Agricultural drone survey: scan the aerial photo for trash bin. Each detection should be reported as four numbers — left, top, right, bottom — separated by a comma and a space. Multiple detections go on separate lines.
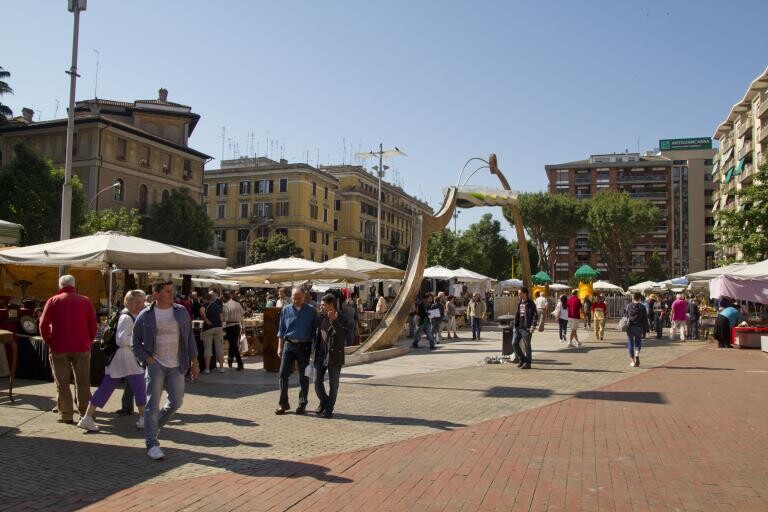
502, 326, 513, 356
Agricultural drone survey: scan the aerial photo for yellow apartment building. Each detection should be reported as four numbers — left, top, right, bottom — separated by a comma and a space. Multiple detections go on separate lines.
0, 89, 210, 214
203, 160, 432, 267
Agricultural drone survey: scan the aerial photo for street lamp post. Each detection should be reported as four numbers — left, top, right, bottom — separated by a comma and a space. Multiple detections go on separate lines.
356, 144, 405, 263
61, 0, 86, 243
88, 181, 121, 210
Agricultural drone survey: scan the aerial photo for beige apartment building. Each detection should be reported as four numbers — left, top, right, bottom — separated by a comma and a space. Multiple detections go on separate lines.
0, 89, 209, 214
712, 67, 768, 260
203, 159, 432, 267
546, 141, 715, 282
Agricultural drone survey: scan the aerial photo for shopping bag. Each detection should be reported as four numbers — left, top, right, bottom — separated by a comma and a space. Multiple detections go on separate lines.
239, 333, 249, 354
304, 363, 316, 382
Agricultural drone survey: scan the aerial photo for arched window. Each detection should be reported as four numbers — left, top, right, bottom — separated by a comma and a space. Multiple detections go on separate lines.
113, 178, 125, 201
138, 184, 148, 214
162, 189, 170, 202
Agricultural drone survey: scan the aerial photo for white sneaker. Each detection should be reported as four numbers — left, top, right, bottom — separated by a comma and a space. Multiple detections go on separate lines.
202, 369, 210, 374
147, 446, 165, 460
77, 415, 99, 432
216, 367, 225, 373
136, 416, 145, 429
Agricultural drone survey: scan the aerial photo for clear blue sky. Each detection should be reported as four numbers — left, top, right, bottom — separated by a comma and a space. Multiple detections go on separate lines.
2, 0, 766, 236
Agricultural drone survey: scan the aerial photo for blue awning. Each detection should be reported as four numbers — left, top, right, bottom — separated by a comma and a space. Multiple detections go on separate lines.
734, 157, 746, 175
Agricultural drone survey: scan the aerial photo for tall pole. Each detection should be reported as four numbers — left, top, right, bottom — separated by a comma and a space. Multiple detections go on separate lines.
376, 143, 383, 263
61, 1, 84, 242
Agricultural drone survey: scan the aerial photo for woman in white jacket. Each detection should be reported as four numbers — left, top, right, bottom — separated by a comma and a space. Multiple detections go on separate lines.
551, 295, 570, 342
77, 290, 148, 432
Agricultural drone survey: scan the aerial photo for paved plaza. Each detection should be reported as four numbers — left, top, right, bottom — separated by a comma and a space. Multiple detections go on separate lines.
1, 321, 766, 511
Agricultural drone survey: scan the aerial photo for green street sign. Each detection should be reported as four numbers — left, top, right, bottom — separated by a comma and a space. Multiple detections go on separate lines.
659, 138, 712, 151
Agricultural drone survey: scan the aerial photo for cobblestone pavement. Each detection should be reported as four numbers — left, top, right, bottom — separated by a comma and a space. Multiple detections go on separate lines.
0, 322, 707, 510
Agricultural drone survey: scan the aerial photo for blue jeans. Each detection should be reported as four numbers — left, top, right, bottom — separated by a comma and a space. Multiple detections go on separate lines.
627, 325, 643, 358
314, 364, 341, 412
558, 318, 568, 340
278, 341, 311, 408
412, 318, 435, 348
471, 317, 481, 339
144, 361, 185, 449
512, 328, 532, 364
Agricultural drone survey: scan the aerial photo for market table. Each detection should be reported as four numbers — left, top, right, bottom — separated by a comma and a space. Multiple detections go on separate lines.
732, 327, 768, 349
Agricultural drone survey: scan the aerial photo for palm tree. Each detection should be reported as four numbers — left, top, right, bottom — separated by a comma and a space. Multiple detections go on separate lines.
0, 66, 14, 121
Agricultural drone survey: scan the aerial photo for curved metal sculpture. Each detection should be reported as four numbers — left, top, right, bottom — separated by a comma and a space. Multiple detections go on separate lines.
355, 153, 532, 353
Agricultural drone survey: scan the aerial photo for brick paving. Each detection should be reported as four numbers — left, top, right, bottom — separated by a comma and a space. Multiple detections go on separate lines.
3, 324, 764, 511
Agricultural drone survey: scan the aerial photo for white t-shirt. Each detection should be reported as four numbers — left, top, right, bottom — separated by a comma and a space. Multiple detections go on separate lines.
535, 296, 548, 310
153, 306, 180, 368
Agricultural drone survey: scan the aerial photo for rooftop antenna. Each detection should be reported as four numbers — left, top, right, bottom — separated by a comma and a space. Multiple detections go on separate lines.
54, 99, 60, 119
636, 138, 640, 153
221, 126, 226, 162
35, 109, 42, 121
282, 137, 286, 159
256, 141, 260, 156
342, 137, 347, 165
316, 148, 320, 168
92, 49, 100, 99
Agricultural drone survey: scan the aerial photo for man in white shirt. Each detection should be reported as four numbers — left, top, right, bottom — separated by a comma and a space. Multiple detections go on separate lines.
534, 291, 548, 332
132, 279, 199, 461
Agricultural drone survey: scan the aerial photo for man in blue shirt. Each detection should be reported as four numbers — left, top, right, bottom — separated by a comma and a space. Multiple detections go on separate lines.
276, 287, 318, 415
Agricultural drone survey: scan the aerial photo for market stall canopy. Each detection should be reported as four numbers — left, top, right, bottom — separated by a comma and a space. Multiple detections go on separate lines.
216, 257, 369, 284
592, 280, 624, 293
454, 267, 495, 282
531, 271, 552, 284
574, 264, 599, 280
627, 280, 662, 293
321, 254, 404, 280
685, 263, 751, 281
0, 219, 22, 245
499, 278, 523, 289
710, 275, 768, 304
0, 231, 226, 270
658, 276, 689, 289
548, 283, 570, 291
423, 265, 458, 280
729, 258, 768, 279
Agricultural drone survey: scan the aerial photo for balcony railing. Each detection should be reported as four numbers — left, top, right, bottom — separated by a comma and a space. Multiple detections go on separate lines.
617, 175, 667, 183
758, 100, 768, 119
574, 177, 591, 184
736, 118, 753, 138
575, 193, 592, 199
738, 141, 753, 160
627, 191, 668, 199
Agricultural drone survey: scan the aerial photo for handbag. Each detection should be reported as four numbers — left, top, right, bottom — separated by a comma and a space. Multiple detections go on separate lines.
619, 304, 630, 332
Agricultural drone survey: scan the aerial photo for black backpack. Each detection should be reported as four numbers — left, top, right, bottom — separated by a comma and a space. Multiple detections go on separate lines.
100, 310, 134, 365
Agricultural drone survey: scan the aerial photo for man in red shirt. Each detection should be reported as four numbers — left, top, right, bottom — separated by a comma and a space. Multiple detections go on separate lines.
566, 290, 582, 347
39, 275, 97, 424
591, 295, 608, 340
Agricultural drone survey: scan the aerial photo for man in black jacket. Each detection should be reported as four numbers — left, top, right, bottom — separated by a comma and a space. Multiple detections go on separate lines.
312, 294, 347, 418
512, 287, 539, 369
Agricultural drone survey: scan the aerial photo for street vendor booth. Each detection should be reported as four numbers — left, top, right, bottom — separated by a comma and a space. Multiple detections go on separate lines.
0, 231, 226, 398
709, 262, 768, 348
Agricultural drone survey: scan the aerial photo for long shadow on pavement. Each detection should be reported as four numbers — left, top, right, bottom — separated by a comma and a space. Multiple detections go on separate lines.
331, 413, 465, 431
0, 426, 351, 511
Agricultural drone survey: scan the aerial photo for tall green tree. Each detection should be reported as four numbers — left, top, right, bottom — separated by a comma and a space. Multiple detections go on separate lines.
585, 191, 661, 284
142, 188, 213, 251
426, 229, 470, 270
509, 239, 539, 279
461, 213, 512, 280
0, 66, 13, 121
0, 142, 86, 244
503, 192, 585, 278
249, 232, 303, 264
80, 207, 142, 236
714, 163, 768, 261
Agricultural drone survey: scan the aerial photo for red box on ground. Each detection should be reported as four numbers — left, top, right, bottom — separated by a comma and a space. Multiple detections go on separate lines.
732, 327, 768, 348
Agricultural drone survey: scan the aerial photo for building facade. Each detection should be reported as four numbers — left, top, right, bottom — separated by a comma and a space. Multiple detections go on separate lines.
0, 89, 209, 214
545, 143, 714, 282
203, 159, 432, 267
712, 67, 768, 260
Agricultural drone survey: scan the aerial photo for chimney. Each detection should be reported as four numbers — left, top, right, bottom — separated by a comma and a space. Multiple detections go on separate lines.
158, 88, 168, 102
22, 108, 34, 123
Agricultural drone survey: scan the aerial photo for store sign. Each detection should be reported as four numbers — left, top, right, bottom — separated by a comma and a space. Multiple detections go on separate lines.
659, 138, 712, 151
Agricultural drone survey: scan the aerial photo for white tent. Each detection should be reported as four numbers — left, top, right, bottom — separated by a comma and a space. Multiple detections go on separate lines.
499, 278, 523, 289
454, 267, 495, 282
627, 280, 662, 293
730, 258, 768, 279
0, 231, 226, 270
685, 263, 751, 281
658, 276, 689, 290
216, 257, 369, 284
0, 219, 22, 245
548, 283, 570, 291
321, 254, 404, 280
423, 265, 458, 280
592, 280, 624, 293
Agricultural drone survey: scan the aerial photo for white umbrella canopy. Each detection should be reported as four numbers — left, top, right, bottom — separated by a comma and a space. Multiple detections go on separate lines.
730, 258, 768, 279
627, 280, 661, 293
548, 283, 570, 291
0, 231, 226, 270
499, 278, 523, 289
423, 265, 458, 280
685, 263, 750, 281
658, 276, 689, 289
322, 254, 404, 280
454, 267, 496, 282
592, 280, 624, 293
216, 256, 369, 284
